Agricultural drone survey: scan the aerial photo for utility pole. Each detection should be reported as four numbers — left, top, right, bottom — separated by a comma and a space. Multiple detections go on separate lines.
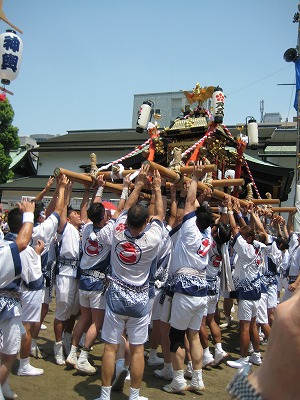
296, 5, 300, 190
284, 3, 300, 204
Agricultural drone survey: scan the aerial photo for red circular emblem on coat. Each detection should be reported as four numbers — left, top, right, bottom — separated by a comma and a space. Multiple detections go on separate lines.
85, 239, 103, 257
211, 254, 222, 268
115, 241, 141, 265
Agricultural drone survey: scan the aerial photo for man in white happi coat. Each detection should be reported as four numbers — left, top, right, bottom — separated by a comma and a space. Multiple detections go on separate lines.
97, 163, 164, 400
0, 201, 35, 400
163, 163, 213, 394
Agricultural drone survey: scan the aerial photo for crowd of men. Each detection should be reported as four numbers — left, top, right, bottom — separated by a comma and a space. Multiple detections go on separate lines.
0, 162, 299, 400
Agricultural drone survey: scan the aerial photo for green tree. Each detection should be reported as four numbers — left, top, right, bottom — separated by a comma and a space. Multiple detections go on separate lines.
0, 98, 20, 183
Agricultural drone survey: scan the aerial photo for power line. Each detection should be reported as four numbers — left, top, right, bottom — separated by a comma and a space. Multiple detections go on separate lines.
226, 65, 293, 96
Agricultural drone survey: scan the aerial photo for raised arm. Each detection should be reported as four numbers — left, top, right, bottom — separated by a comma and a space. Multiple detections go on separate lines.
45, 174, 68, 218
232, 197, 247, 227
15, 201, 35, 252
123, 163, 150, 211
80, 184, 91, 224
114, 174, 131, 219
176, 182, 188, 225
248, 203, 267, 235
58, 178, 72, 233
281, 216, 289, 239
168, 183, 178, 228
184, 162, 205, 216
91, 174, 105, 204
35, 176, 55, 201
225, 195, 239, 237
161, 178, 168, 218
149, 177, 167, 220
196, 187, 212, 208
218, 197, 229, 225
45, 176, 59, 217
151, 170, 164, 222
287, 209, 297, 234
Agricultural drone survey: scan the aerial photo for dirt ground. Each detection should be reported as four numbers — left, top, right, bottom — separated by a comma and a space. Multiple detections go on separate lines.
8, 303, 263, 400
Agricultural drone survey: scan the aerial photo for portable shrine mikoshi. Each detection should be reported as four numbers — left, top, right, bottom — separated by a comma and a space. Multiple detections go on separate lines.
54, 82, 293, 214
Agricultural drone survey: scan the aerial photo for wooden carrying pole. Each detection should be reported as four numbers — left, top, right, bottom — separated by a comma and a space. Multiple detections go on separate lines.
210, 206, 297, 213
250, 199, 280, 205
54, 165, 280, 207
165, 178, 245, 188
269, 207, 297, 213
53, 168, 94, 185
53, 168, 126, 193
54, 164, 217, 182
53, 168, 152, 198
145, 161, 280, 207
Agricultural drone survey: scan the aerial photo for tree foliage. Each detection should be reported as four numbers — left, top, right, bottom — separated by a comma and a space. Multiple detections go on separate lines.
0, 98, 20, 183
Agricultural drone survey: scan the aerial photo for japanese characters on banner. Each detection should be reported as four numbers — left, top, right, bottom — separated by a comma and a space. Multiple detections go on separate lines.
212, 86, 225, 124
0, 29, 23, 85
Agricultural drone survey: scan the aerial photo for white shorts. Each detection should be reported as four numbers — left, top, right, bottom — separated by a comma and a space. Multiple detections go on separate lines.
101, 306, 150, 345
42, 287, 52, 304
237, 299, 258, 321
170, 292, 207, 331
256, 293, 268, 324
267, 284, 278, 309
55, 276, 79, 320
160, 295, 172, 323
151, 290, 163, 321
79, 289, 106, 309
21, 289, 43, 322
0, 316, 25, 355
204, 293, 218, 316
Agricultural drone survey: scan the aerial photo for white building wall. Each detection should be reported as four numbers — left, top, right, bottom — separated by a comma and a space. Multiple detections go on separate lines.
36, 149, 132, 176
1, 149, 133, 209
132, 91, 210, 130
1, 191, 119, 211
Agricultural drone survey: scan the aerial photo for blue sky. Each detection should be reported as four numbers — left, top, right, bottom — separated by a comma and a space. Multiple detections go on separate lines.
2, 0, 299, 136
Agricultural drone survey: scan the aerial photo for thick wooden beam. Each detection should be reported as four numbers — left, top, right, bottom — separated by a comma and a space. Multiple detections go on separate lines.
165, 179, 245, 188
54, 165, 280, 207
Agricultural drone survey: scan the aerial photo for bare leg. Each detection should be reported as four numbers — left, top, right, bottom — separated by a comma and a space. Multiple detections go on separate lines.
64, 313, 78, 335
84, 308, 105, 349
260, 323, 271, 340
160, 321, 171, 363
206, 314, 222, 343
40, 302, 49, 325
101, 343, 118, 386
71, 307, 92, 347
19, 321, 32, 359
239, 320, 251, 357
0, 353, 17, 385
223, 297, 233, 318
267, 307, 275, 327
170, 345, 186, 371
149, 319, 161, 351
129, 344, 145, 389
199, 316, 209, 349
54, 318, 66, 343
249, 317, 260, 352
187, 328, 202, 370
